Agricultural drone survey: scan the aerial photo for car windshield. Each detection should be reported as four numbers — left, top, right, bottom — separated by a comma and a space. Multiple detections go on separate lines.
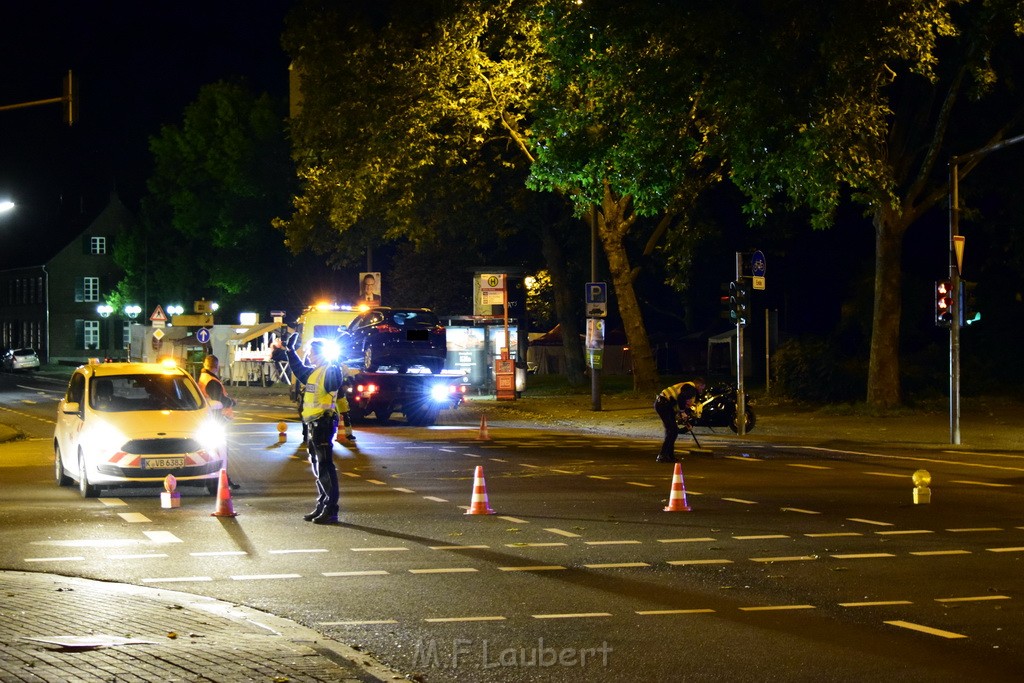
14, 349, 35, 357
90, 374, 203, 412
350, 309, 440, 331
386, 310, 439, 327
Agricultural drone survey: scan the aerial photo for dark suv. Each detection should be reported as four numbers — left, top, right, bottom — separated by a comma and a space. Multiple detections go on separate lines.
341, 307, 447, 373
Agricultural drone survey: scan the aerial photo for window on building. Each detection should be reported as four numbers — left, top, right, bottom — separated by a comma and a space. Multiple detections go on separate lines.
83, 320, 100, 350
83, 277, 99, 303
122, 321, 131, 350
90, 236, 107, 255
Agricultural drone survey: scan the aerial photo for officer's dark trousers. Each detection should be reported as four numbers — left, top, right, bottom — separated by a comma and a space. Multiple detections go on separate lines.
655, 395, 679, 457
307, 414, 339, 511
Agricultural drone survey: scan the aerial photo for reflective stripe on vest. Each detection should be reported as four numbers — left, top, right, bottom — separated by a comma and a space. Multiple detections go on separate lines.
301, 365, 337, 422
660, 382, 696, 402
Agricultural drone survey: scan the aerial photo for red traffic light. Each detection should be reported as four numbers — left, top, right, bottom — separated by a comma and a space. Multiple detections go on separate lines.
935, 280, 953, 327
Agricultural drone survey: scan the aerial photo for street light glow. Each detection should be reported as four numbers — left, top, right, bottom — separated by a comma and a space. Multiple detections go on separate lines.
0, 200, 14, 213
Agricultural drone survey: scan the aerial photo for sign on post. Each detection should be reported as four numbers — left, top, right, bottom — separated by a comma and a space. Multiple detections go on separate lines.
751, 250, 767, 291
150, 305, 167, 328
585, 282, 608, 318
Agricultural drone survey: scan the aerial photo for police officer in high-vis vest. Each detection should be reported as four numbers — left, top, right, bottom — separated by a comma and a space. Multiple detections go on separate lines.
282, 333, 345, 524
654, 379, 704, 463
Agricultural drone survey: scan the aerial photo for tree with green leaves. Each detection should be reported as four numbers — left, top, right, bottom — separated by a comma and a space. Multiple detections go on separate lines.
279, 0, 589, 385
115, 81, 295, 319
280, 0, 732, 393
719, 0, 1024, 408
527, 1, 726, 394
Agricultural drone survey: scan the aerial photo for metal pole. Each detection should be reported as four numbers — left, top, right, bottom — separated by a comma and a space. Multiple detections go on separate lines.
735, 252, 746, 436
949, 158, 961, 445
591, 206, 601, 411
764, 307, 770, 396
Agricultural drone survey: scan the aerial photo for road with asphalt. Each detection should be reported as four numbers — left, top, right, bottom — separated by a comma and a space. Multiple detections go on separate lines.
2, 371, 1023, 681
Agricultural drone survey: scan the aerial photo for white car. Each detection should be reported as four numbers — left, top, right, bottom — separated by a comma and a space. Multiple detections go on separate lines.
54, 361, 227, 498
2, 347, 40, 372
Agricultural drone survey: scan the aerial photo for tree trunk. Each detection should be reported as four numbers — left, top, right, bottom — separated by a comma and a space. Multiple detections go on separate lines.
867, 208, 909, 410
597, 191, 660, 395
541, 223, 586, 385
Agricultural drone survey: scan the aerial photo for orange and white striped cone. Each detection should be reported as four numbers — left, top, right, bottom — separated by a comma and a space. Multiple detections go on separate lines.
476, 414, 491, 441
663, 462, 691, 512
465, 465, 496, 515
210, 468, 237, 517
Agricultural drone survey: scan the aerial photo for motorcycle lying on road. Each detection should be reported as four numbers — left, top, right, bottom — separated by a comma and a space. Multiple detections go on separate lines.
677, 383, 755, 445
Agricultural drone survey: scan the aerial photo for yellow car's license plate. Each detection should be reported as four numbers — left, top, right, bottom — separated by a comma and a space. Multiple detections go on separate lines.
142, 458, 185, 469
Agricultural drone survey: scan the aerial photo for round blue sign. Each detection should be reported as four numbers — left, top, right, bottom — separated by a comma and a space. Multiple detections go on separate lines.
195, 327, 211, 344
751, 250, 767, 277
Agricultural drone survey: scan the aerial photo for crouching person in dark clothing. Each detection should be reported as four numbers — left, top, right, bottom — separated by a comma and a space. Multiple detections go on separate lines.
654, 380, 704, 464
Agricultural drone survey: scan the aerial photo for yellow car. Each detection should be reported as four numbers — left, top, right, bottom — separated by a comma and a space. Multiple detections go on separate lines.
54, 361, 227, 498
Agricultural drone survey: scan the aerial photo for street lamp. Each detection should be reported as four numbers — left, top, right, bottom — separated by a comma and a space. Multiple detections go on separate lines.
96, 304, 113, 318
124, 305, 141, 319
166, 304, 184, 316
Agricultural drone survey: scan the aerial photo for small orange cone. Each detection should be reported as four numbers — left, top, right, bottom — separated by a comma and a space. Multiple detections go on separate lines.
476, 414, 491, 440
663, 462, 691, 512
465, 465, 496, 515
210, 468, 237, 517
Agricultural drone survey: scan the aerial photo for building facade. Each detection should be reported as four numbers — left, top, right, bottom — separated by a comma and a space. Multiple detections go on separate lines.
0, 193, 131, 363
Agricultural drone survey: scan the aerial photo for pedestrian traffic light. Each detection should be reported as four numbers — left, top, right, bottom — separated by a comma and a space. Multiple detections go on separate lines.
728, 280, 749, 326
935, 280, 953, 327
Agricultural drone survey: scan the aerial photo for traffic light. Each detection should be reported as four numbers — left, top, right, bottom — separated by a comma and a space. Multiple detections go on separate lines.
729, 280, 749, 326
935, 280, 953, 327
960, 280, 980, 326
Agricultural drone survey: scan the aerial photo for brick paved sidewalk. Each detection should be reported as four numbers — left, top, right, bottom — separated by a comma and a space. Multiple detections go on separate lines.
0, 571, 398, 682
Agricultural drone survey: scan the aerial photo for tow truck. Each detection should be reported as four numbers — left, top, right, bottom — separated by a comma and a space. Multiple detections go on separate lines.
292, 301, 466, 426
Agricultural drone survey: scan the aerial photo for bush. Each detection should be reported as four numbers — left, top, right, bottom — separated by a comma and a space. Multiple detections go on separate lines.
773, 337, 864, 403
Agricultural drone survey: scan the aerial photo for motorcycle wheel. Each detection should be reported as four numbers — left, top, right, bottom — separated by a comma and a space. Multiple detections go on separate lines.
730, 407, 756, 433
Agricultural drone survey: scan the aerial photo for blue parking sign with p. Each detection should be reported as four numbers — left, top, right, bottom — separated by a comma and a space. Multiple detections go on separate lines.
586, 282, 608, 317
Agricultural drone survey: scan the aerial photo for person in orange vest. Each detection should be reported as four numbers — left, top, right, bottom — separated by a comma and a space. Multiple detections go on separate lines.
654, 379, 704, 463
199, 355, 239, 488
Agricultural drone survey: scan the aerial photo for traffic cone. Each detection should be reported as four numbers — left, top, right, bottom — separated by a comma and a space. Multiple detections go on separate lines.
210, 468, 237, 517
476, 414, 491, 441
465, 465, 496, 515
663, 462, 691, 512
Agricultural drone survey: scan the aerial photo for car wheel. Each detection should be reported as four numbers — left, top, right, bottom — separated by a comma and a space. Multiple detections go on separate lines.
375, 410, 392, 425
206, 479, 220, 495
364, 348, 378, 372
54, 444, 72, 487
77, 451, 100, 498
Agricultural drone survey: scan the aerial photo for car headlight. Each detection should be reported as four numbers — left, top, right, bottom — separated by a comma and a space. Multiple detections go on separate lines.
80, 420, 128, 455
430, 383, 452, 402
196, 420, 227, 452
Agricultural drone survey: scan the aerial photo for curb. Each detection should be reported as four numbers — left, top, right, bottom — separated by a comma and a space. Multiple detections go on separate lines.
0, 570, 401, 683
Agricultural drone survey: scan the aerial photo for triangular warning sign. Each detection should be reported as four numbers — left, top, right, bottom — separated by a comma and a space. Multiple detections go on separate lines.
953, 235, 965, 276
150, 305, 167, 322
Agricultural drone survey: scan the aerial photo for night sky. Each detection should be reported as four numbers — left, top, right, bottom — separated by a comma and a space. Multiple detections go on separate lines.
0, 1, 294, 267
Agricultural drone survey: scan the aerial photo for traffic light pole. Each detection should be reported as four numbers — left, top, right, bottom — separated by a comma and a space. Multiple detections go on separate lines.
946, 132, 1024, 445
949, 158, 961, 445
735, 252, 746, 436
